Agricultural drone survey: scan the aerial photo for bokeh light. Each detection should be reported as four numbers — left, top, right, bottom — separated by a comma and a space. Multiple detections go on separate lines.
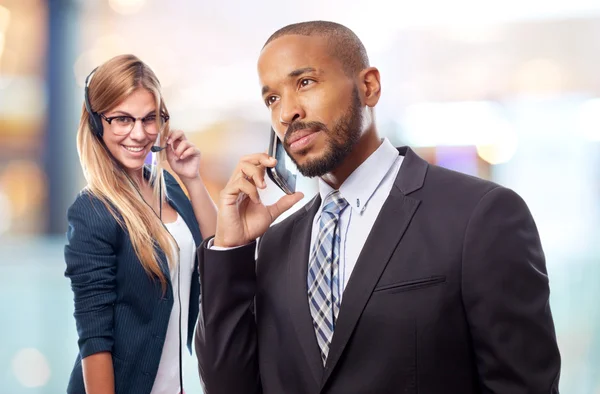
11, 348, 51, 388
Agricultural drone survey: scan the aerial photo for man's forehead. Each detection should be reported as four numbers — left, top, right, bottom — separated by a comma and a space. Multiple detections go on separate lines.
258, 34, 333, 75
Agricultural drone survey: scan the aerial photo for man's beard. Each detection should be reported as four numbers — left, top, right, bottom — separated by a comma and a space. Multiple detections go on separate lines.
283, 86, 363, 178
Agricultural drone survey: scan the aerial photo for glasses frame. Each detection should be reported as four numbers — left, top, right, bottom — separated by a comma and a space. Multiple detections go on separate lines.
99, 113, 170, 135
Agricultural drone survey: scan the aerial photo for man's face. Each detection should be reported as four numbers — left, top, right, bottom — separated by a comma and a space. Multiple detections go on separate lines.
258, 34, 364, 177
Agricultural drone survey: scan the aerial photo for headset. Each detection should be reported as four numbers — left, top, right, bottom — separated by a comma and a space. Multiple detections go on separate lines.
85, 67, 167, 152
84, 67, 184, 392
84, 67, 104, 138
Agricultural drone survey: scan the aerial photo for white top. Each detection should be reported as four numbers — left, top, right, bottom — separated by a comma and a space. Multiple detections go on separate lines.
150, 213, 196, 394
310, 138, 403, 299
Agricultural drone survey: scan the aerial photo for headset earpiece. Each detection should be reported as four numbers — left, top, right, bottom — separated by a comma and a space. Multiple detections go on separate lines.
84, 67, 103, 138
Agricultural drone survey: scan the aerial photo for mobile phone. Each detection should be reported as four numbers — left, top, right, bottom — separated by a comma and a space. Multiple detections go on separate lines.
266, 128, 297, 195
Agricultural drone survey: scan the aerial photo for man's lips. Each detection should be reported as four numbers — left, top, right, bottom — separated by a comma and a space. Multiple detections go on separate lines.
286, 128, 319, 145
286, 128, 322, 153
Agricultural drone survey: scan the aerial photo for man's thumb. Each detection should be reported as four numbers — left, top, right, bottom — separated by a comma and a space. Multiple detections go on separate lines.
268, 192, 305, 221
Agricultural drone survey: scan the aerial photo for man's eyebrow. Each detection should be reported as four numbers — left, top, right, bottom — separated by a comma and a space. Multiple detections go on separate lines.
288, 67, 317, 78
261, 67, 321, 96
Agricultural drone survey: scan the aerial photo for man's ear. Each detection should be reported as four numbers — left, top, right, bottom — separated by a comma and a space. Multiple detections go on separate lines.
358, 67, 381, 108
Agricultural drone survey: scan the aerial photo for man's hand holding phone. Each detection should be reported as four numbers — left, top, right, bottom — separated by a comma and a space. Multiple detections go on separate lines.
213, 153, 304, 248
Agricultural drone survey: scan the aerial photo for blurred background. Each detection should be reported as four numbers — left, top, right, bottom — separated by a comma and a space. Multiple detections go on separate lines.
1, 0, 599, 392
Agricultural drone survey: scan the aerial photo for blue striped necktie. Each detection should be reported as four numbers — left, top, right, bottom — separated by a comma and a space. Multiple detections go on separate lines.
307, 190, 348, 365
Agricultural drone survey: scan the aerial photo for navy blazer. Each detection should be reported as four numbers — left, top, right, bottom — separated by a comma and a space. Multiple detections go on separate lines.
64, 170, 203, 394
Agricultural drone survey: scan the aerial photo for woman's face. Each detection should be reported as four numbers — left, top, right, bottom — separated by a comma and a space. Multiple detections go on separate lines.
100, 88, 160, 177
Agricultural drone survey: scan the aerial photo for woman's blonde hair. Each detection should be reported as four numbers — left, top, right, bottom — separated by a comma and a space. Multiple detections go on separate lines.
77, 54, 175, 292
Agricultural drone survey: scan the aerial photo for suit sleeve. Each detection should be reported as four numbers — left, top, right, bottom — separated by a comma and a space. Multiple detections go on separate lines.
462, 186, 561, 393
64, 193, 119, 359
195, 236, 262, 394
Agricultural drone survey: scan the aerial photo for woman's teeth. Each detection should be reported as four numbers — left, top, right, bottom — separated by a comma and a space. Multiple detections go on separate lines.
123, 145, 144, 152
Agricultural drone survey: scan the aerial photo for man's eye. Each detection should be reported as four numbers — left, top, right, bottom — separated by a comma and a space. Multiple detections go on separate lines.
300, 79, 314, 87
265, 96, 278, 106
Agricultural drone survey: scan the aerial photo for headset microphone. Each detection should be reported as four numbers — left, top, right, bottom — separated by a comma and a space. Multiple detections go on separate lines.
151, 145, 167, 153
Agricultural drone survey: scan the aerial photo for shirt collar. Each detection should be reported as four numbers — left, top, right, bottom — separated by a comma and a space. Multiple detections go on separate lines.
318, 138, 399, 214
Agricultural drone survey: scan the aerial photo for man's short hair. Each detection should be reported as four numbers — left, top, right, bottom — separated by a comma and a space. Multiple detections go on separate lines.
263, 21, 370, 76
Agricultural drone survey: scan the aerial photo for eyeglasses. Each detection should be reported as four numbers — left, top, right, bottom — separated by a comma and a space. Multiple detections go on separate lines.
99, 113, 170, 136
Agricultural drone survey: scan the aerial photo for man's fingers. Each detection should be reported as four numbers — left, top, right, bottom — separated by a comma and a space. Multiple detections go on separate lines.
240, 153, 277, 168
237, 162, 267, 189
224, 177, 260, 205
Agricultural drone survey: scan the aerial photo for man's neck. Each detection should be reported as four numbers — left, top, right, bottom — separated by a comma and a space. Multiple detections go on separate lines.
321, 128, 382, 190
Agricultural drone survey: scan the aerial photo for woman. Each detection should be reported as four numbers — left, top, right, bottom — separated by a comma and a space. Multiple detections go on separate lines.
64, 54, 217, 394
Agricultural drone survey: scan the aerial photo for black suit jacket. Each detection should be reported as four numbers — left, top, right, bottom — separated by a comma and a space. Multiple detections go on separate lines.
196, 147, 560, 394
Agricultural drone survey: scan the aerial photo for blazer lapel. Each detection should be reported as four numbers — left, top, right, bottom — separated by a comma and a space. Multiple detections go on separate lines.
320, 147, 428, 389
286, 195, 324, 387
155, 172, 203, 300
165, 176, 203, 247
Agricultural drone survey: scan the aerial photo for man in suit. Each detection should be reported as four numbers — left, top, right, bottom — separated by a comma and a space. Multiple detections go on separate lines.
195, 21, 561, 393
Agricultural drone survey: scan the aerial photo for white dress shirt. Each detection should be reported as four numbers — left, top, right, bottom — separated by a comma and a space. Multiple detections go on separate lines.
310, 138, 403, 299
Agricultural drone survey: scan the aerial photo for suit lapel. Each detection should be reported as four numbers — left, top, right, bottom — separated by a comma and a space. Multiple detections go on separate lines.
286, 195, 324, 387
320, 147, 428, 389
